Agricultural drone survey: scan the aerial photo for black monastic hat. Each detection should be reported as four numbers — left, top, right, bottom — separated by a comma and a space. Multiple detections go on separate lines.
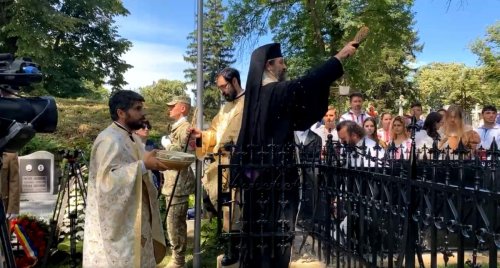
237, 43, 283, 148
265, 43, 283, 61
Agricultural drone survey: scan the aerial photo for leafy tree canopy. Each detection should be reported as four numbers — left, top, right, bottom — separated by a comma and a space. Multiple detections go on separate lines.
226, 0, 422, 110
470, 21, 499, 94
139, 79, 189, 105
0, 0, 131, 98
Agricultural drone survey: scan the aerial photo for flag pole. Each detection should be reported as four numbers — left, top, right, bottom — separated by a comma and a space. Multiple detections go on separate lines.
193, 0, 203, 266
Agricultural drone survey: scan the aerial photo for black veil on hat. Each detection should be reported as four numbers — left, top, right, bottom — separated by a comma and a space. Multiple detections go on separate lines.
237, 43, 283, 148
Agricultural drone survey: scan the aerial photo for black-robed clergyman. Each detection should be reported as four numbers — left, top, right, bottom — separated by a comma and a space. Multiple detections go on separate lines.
227, 42, 358, 267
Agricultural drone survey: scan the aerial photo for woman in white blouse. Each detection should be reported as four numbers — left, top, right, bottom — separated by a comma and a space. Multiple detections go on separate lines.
389, 116, 412, 159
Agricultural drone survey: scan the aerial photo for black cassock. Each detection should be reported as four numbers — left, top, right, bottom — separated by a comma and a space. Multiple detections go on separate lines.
234, 44, 344, 267
240, 57, 344, 147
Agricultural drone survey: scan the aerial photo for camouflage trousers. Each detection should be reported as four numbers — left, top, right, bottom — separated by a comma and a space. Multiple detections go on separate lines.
166, 200, 189, 266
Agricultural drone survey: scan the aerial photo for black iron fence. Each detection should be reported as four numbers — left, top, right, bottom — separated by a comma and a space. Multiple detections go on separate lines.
216, 134, 499, 267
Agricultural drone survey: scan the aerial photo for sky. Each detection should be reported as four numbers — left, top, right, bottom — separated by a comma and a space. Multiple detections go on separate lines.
115, 0, 499, 90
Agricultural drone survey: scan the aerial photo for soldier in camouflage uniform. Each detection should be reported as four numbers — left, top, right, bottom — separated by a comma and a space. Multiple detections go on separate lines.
161, 96, 195, 268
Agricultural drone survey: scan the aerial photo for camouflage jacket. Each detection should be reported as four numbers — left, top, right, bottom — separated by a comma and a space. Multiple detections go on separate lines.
161, 119, 195, 203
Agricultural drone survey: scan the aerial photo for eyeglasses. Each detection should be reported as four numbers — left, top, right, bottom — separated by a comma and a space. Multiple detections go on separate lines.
217, 83, 229, 90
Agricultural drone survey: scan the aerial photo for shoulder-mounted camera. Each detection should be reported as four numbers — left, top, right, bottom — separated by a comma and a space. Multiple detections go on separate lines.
0, 53, 58, 153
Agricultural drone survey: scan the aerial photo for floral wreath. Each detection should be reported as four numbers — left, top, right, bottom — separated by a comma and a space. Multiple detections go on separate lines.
10, 215, 49, 268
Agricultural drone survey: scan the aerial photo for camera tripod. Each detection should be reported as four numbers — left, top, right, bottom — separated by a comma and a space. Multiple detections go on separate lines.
42, 149, 87, 268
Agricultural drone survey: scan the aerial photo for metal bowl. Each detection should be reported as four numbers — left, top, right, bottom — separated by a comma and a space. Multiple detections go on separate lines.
156, 150, 195, 170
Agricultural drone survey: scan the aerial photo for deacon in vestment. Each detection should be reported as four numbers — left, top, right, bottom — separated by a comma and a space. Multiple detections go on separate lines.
189, 67, 244, 266
83, 90, 168, 268
235, 42, 358, 267
190, 68, 244, 211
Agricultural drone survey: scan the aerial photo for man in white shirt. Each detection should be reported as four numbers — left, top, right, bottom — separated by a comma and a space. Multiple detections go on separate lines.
339, 92, 370, 126
311, 106, 339, 147
336, 120, 384, 167
475, 105, 500, 150
410, 102, 425, 128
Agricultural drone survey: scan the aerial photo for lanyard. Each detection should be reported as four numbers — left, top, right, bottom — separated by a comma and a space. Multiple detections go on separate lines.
350, 113, 364, 123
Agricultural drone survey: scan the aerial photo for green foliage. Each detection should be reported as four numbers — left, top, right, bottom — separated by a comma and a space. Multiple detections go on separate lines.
226, 0, 421, 109
18, 135, 62, 156
414, 63, 495, 110
200, 218, 220, 250
0, 0, 131, 97
18, 98, 173, 157
139, 79, 189, 105
184, 0, 235, 120
414, 63, 461, 109
470, 21, 499, 95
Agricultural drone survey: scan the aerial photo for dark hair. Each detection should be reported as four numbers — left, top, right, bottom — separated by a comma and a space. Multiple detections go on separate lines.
109, 90, 145, 121
142, 120, 152, 130
217, 67, 241, 87
363, 117, 379, 143
437, 108, 446, 113
482, 105, 497, 114
410, 102, 422, 109
422, 112, 442, 139
349, 92, 363, 102
336, 120, 365, 139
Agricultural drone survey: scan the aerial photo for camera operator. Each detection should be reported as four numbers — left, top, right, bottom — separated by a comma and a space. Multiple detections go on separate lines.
0, 54, 58, 267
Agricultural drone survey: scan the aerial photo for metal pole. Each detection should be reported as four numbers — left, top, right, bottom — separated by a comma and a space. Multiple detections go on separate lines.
193, 0, 204, 266
405, 116, 418, 267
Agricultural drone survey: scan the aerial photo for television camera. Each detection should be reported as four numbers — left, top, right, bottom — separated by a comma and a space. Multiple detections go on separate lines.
0, 53, 58, 267
0, 53, 58, 152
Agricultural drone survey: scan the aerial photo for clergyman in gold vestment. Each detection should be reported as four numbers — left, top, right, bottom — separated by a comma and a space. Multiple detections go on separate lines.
83, 90, 168, 268
190, 67, 245, 266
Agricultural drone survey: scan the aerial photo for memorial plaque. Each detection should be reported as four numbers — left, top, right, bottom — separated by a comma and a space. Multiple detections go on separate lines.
18, 151, 56, 197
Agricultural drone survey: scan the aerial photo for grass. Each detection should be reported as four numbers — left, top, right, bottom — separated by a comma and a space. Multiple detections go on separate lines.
20, 98, 174, 156
158, 219, 222, 268
157, 195, 222, 267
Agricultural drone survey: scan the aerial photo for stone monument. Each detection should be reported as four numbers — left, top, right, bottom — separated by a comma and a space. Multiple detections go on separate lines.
18, 151, 57, 220
471, 103, 482, 128
395, 95, 407, 116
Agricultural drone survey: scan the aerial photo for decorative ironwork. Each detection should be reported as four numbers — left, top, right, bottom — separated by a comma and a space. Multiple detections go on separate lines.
217, 120, 500, 267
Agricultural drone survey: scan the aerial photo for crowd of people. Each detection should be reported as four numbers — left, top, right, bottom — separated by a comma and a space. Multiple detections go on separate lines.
307, 93, 499, 161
